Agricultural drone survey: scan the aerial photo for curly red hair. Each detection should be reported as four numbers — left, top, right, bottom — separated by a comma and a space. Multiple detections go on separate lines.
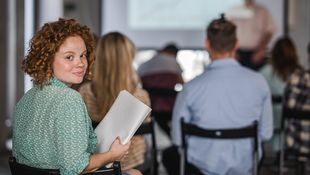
22, 18, 95, 88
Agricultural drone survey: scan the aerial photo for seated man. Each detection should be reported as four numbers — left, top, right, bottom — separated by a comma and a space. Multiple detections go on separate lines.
162, 15, 273, 175
283, 41, 310, 162
138, 43, 183, 136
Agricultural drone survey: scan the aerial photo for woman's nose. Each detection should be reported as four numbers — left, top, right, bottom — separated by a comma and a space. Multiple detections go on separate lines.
76, 58, 87, 67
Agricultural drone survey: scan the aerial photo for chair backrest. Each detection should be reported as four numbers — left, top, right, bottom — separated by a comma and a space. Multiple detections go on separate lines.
141, 72, 181, 113
9, 156, 122, 175
134, 118, 158, 175
143, 86, 178, 113
279, 107, 310, 175
180, 118, 258, 175
272, 95, 283, 104
83, 162, 122, 175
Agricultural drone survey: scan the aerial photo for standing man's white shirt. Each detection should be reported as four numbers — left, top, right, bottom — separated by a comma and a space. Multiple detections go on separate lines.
228, 3, 276, 50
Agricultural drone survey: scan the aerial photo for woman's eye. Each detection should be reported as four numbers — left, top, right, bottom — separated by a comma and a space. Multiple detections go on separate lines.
65, 55, 74, 61
80, 53, 87, 59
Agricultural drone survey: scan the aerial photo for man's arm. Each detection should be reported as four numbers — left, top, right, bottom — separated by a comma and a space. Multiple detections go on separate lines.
259, 82, 274, 141
171, 87, 190, 146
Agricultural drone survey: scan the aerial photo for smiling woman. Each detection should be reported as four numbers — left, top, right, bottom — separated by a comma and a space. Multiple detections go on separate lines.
53, 36, 88, 86
12, 18, 141, 175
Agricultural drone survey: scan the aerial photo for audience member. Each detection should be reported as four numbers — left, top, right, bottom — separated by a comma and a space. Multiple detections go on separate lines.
228, 0, 276, 70
138, 43, 183, 78
138, 43, 183, 136
162, 16, 273, 175
79, 32, 150, 172
12, 19, 140, 175
259, 37, 301, 152
283, 41, 310, 161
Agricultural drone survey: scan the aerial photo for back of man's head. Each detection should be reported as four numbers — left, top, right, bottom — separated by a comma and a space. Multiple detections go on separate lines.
160, 43, 179, 56
206, 15, 237, 54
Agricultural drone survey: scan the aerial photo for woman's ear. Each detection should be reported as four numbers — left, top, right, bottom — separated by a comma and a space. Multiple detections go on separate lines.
234, 40, 240, 52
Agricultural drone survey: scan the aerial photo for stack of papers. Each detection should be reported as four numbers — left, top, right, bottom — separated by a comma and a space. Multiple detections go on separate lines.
95, 90, 152, 153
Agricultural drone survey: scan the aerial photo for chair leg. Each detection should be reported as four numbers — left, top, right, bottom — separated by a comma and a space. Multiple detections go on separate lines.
296, 162, 305, 175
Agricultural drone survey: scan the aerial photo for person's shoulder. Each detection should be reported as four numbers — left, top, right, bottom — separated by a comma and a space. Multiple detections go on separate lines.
50, 85, 83, 103
183, 72, 206, 89
258, 64, 272, 76
259, 64, 271, 73
78, 81, 92, 93
254, 3, 271, 14
238, 66, 268, 84
288, 68, 310, 84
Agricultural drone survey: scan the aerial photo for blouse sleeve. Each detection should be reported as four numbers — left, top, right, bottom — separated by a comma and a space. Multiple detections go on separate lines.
54, 91, 94, 175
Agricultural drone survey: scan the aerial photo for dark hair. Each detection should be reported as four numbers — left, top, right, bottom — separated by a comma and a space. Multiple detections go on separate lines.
271, 37, 300, 81
308, 41, 310, 54
160, 43, 179, 55
22, 18, 95, 88
206, 15, 237, 53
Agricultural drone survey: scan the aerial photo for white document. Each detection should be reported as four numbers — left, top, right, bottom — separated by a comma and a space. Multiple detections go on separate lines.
95, 90, 152, 153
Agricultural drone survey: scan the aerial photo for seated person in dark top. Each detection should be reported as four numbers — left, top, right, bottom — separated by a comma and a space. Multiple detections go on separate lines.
138, 43, 184, 136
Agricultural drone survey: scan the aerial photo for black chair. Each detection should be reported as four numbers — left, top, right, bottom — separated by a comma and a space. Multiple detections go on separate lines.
271, 95, 283, 135
9, 156, 122, 175
272, 95, 283, 104
279, 107, 310, 175
134, 118, 158, 175
180, 118, 258, 175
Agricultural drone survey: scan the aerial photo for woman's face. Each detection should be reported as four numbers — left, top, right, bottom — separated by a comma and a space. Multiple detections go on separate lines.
53, 36, 88, 86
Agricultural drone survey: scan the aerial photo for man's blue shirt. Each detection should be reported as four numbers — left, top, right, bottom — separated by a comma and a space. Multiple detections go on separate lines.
171, 58, 273, 175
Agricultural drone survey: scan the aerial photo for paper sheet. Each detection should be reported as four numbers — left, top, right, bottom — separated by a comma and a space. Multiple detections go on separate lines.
95, 90, 152, 153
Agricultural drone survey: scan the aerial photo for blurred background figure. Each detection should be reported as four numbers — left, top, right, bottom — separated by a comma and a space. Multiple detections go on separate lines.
259, 37, 301, 159
281, 41, 310, 172
79, 32, 151, 173
138, 43, 184, 137
227, 0, 276, 71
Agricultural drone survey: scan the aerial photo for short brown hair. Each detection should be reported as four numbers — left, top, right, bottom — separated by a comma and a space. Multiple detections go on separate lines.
22, 18, 95, 88
206, 17, 237, 53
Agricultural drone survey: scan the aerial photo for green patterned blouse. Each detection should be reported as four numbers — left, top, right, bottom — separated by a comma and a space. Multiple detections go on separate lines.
12, 78, 98, 175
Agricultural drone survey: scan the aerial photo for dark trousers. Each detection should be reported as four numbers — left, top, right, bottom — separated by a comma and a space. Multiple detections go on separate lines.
237, 49, 266, 71
162, 146, 203, 175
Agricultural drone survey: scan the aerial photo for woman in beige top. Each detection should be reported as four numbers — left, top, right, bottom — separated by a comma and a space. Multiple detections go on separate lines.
79, 32, 150, 171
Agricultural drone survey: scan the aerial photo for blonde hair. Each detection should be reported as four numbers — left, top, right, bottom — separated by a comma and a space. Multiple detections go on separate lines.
93, 32, 137, 117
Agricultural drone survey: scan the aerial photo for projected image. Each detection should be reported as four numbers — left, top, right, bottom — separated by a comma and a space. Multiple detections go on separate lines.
128, 0, 243, 30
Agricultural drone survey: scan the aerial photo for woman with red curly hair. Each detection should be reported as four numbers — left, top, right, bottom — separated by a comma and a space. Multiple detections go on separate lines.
12, 18, 140, 175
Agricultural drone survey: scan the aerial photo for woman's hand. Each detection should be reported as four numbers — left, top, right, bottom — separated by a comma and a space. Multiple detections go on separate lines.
109, 137, 130, 161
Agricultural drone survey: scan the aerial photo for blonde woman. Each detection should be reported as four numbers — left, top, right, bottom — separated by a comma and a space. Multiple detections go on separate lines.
79, 32, 150, 172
